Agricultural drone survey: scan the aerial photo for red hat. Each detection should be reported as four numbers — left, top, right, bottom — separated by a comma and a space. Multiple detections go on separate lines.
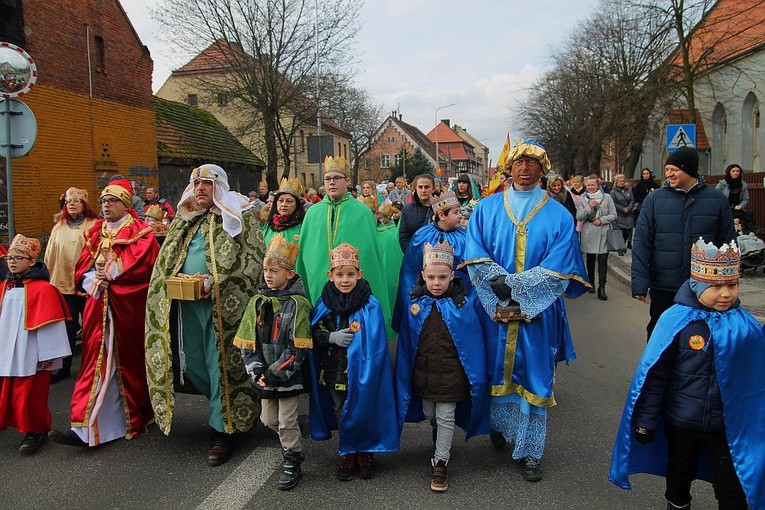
101, 179, 134, 208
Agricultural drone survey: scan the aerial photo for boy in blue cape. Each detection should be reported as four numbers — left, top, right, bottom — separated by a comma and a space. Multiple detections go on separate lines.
308, 242, 399, 482
394, 240, 488, 492
610, 238, 765, 510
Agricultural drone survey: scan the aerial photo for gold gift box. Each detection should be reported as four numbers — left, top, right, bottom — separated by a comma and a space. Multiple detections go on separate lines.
166, 273, 205, 301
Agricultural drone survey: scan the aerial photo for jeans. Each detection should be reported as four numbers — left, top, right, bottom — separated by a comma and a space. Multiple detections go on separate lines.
422, 399, 457, 462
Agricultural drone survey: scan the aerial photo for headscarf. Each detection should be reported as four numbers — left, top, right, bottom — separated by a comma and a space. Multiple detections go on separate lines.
505, 139, 552, 171
177, 164, 252, 237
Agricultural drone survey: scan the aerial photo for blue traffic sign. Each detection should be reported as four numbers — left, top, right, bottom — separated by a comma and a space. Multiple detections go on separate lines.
666, 124, 696, 152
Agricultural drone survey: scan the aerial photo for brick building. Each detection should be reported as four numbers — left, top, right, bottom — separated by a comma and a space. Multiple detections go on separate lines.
0, 0, 157, 240
359, 113, 437, 183
426, 120, 480, 181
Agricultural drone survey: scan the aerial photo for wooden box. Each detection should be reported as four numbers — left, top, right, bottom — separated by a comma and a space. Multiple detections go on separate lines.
166, 274, 205, 301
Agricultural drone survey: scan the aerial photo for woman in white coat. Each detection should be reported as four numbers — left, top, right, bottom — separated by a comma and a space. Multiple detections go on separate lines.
576, 174, 617, 301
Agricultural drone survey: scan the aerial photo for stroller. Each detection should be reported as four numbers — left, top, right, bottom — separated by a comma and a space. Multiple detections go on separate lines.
735, 210, 765, 272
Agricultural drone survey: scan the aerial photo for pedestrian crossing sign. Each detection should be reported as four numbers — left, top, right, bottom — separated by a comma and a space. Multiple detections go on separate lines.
666, 124, 696, 152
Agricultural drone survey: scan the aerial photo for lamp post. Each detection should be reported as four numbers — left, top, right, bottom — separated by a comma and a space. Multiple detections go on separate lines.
434, 103, 457, 177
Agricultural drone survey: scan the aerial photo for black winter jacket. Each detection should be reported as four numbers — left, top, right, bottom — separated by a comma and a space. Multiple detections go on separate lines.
398, 194, 433, 253
631, 179, 736, 295
632, 281, 737, 433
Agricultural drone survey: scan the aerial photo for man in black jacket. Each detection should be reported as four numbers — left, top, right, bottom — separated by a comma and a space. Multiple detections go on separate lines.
398, 174, 437, 253
631, 147, 736, 338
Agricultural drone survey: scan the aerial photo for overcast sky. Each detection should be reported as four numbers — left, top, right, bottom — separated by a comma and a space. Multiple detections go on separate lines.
120, 0, 599, 164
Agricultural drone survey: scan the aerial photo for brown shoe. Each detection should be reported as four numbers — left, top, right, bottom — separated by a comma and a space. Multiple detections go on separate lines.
357, 452, 375, 479
337, 453, 357, 481
431, 458, 448, 492
207, 434, 233, 467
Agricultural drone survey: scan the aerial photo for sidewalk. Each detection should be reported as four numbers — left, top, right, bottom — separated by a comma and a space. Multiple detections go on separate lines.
608, 250, 765, 322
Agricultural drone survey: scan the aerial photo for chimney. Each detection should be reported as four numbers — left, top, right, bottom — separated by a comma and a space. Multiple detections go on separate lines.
441, 119, 450, 127
399, 114, 402, 121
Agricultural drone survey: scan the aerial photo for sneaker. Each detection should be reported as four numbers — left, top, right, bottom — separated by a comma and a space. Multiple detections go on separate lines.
19, 432, 47, 455
489, 429, 506, 449
48, 429, 87, 447
520, 456, 543, 482
430, 458, 448, 492
337, 453, 357, 481
357, 452, 375, 479
278, 450, 304, 491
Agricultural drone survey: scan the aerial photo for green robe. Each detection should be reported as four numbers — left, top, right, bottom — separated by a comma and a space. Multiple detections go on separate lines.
295, 193, 391, 333
262, 223, 302, 250
145, 208, 265, 434
377, 220, 402, 338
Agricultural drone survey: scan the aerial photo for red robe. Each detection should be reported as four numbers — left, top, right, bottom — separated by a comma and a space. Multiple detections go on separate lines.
71, 216, 158, 439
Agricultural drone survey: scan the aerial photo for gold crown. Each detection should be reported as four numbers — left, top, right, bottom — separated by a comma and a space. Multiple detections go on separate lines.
423, 241, 454, 269
690, 238, 740, 285
9, 234, 41, 260
265, 233, 299, 269
145, 204, 164, 221
278, 177, 305, 199
431, 190, 460, 214
65, 187, 89, 203
324, 155, 349, 176
330, 242, 359, 269
377, 203, 396, 217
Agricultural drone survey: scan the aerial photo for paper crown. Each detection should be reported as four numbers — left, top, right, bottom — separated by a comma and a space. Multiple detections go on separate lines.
423, 241, 455, 269
506, 139, 552, 171
377, 203, 396, 217
277, 177, 305, 199
690, 238, 740, 285
330, 242, 359, 269
324, 155, 349, 176
431, 190, 460, 215
101, 179, 133, 208
265, 233, 299, 269
65, 187, 89, 203
8, 234, 41, 260
145, 204, 164, 221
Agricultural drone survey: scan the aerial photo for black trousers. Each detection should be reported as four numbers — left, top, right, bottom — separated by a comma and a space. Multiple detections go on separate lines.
664, 424, 747, 509
585, 253, 609, 287
62, 293, 85, 372
647, 289, 676, 340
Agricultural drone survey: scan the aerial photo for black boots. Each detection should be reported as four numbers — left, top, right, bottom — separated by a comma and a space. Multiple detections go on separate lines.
279, 450, 304, 490
588, 279, 596, 293
598, 285, 608, 301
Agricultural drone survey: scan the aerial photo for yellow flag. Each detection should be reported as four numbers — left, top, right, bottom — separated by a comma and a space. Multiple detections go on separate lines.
487, 134, 511, 194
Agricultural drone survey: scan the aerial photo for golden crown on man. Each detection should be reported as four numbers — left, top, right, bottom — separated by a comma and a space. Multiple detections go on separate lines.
324, 155, 349, 175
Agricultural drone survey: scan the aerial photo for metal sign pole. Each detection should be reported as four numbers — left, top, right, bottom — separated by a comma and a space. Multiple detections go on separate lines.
2, 99, 15, 239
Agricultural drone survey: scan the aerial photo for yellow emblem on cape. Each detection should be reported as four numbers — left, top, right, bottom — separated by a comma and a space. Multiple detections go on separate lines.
689, 335, 706, 351
410, 304, 420, 315
349, 320, 361, 333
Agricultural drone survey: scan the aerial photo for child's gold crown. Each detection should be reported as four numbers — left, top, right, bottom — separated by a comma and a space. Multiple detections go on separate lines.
423, 241, 454, 269
330, 242, 359, 269
690, 237, 740, 285
265, 233, 299, 269
323, 155, 349, 176
9, 234, 41, 260
431, 190, 460, 215
278, 177, 304, 199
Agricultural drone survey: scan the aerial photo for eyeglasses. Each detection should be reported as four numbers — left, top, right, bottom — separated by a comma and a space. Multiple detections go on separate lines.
99, 197, 121, 205
5, 256, 31, 262
512, 157, 541, 168
65, 199, 83, 205
323, 176, 347, 183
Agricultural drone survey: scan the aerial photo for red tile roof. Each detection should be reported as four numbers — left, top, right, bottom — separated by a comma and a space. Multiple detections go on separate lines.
667, 109, 710, 150
427, 122, 465, 144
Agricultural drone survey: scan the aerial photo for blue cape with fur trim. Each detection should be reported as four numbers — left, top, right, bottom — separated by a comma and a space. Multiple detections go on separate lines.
393, 278, 489, 440
609, 292, 765, 509
307, 295, 400, 455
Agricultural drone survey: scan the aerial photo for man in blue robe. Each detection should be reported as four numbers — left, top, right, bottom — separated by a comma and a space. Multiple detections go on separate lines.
463, 139, 588, 482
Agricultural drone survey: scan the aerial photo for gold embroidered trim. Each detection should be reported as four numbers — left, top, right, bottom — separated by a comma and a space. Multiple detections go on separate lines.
490, 382, 557, 408
541, 268, 591, 287
325, 202, 343, 254
233, 337, 256, 351
456, 257, 493, 269
294, 337, 313, 349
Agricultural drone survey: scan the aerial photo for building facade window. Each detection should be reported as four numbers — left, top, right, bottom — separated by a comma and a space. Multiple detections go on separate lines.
187, 94, 198, 108
0, 0, 25, 46
217, 92, 228, 106
380, 154, 390, 168
95, 36, 106, 73
394, 153, 403, 166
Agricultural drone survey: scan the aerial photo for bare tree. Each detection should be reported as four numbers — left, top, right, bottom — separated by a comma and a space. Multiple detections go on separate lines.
154, 0, 363, 188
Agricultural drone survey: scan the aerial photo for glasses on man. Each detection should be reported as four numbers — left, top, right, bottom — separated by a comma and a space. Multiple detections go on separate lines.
323, 175, 346, 183
99, 197, 121, 205
5, 256, 32, 262
512, 157, 541, 168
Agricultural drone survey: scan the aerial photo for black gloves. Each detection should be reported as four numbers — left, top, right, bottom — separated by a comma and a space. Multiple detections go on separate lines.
490, 275, 513, 301
633, 427, 655, 444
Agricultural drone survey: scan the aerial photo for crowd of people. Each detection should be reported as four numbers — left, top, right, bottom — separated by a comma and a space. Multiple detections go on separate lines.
1, 144, 763, 508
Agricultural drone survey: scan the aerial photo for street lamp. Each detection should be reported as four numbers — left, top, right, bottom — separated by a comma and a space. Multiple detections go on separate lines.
434, 103, 457, 177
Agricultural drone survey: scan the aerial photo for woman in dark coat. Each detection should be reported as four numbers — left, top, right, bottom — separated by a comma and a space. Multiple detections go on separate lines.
610, 174, 636, 249
632, 167, 659, 224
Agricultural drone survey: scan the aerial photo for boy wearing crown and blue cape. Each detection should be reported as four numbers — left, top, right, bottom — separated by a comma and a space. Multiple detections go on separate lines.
610, 238, 765, 510
308, 242, 399, 482
234, 234, 312, 490
394, 240, 489, 492
393, 190, 471, 333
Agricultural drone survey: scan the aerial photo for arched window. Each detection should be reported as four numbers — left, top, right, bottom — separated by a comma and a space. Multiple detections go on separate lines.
712, 103, 727, 173
742, 92, 760, 171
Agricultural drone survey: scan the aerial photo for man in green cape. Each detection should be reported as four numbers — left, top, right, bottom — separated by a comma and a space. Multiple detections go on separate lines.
145, 164, 265, 466
295, 156, 391, 334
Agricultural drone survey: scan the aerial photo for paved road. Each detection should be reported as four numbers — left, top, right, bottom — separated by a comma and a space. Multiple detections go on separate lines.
1, 279, 717, 509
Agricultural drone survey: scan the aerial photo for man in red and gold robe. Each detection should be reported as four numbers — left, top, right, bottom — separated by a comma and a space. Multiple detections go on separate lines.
49, 179, 158, 447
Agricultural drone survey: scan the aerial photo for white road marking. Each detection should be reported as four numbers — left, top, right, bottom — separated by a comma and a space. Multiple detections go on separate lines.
197, 447, 282, 510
